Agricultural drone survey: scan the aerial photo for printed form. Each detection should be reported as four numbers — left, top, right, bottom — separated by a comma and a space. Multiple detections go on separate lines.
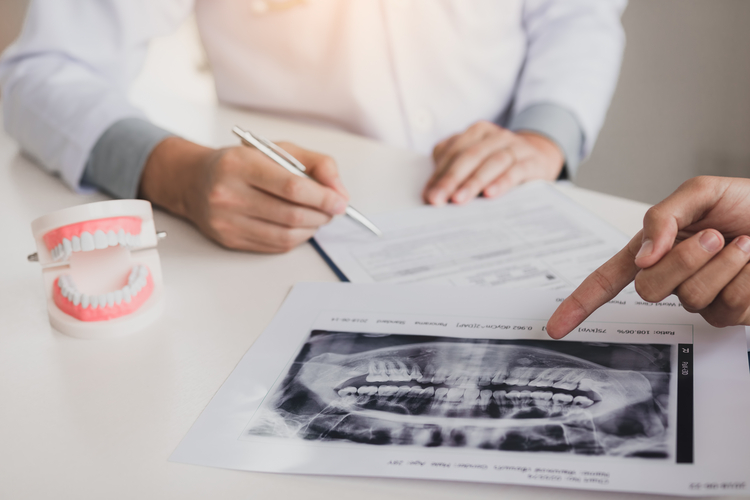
171, 283, 750, 496
313, 182, 630, 289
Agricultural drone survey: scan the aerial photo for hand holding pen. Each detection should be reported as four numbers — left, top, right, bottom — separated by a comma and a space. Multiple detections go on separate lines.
232, 127, 382, 236
139, 129, 354, 252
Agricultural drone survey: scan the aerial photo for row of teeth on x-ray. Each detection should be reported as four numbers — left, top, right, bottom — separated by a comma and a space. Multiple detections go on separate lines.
337, 386, 595, 408
363, 360, 593, 391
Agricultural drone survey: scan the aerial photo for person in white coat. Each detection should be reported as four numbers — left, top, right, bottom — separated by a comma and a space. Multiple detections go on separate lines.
0, 0, 626, 252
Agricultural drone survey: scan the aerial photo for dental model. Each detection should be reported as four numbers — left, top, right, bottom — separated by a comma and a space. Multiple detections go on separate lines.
30, 200, 165, 338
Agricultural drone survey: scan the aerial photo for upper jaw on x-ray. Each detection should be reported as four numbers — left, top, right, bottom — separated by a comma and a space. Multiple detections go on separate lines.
252, 336, 670, 458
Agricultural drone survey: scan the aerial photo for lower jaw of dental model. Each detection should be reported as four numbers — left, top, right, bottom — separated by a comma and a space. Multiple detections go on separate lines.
31, 200, 164, 338
53, 265, 154, 322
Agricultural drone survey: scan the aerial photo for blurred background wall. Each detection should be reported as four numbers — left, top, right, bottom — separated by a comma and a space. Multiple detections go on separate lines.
0, 0, 27, 63
1, 0, 750, 205
578, 0, 750, 204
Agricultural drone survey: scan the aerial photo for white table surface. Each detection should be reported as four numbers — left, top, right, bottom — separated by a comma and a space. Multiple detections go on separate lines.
4, 93, 699, 500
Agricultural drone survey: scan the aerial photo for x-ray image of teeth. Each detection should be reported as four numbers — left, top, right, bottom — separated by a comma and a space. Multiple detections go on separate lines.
245, 332, 673, 458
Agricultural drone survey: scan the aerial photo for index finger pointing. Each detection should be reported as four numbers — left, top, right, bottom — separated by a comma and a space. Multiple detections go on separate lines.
546, 232, 643, 339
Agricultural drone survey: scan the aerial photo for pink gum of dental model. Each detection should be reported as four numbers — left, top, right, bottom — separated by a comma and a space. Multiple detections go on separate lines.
52, 271, 154, 322
43, 216, 142, 251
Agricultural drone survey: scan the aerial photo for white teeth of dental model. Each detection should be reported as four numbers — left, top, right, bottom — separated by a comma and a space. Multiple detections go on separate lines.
80, 232, 95, 252
51, 231, 143, 261
56, 265, 149, 309
94, 230, 108, 250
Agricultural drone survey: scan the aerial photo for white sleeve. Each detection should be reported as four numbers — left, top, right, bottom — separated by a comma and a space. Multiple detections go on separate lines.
514, 0, 627, 160
0, 0, 194, 190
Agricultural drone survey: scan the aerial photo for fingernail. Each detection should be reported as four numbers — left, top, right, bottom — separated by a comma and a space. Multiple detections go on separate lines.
736, 236, 750, 253
333, 200, 347, 215
635, 239, 653, 261
333, 179, 350, 198
429, 190, 447, 206
484, 186, 498, 198
453, 190, 468, 203
699, 231, 722, 252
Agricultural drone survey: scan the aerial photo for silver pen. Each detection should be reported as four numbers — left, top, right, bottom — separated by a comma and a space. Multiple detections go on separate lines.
232, 126, 382, 237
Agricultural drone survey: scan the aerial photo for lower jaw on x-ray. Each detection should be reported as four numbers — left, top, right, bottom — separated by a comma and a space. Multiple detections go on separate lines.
246, 332, 673, 459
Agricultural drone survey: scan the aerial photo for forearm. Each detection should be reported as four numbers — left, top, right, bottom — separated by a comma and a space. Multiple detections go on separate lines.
138, 135, 213, 219
515, 0, 626, 171
0, 0, 192, 190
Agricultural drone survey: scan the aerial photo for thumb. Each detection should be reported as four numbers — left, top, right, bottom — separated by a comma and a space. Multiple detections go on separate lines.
635, 177, 723, 269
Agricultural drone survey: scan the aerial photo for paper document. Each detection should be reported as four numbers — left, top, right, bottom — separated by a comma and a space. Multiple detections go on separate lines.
171, 283, 750, 496
313, 182, 629, 289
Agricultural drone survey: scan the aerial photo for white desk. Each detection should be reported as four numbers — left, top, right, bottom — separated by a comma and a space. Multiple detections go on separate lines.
1, 94, 668, 500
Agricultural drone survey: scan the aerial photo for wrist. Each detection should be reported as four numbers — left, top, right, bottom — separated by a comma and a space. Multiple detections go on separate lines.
517, 131, 565, 176
139, 137, 214, 219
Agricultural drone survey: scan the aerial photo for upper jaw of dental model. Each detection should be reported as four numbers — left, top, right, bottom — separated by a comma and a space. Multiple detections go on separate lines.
53, 265, 153, 322
43, 216, 143, 262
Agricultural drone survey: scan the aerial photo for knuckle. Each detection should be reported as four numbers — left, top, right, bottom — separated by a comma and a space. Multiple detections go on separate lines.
590, 269, 618, 299
671, 247, 700, 270
489, 149, 512, 165
468, 121, 487, 134
676, 282, 709, 311
686, 175, 713, 192
463, 144, 486, 162
281, 176, 305, 200
318, 156, 336, 172
717, 287, 749, 312
206, 184, 233, 207
634, 274, 662, 303
642, 205, 664, 227
219, 148, 245, 173
494, 127, 512, 140
284, 208, 306, 227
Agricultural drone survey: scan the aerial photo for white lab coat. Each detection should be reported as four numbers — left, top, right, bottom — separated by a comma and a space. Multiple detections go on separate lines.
0, 0, 625, 191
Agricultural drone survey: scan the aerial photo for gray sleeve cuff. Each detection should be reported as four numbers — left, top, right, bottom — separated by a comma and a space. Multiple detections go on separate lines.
509, 103, 584, 179
81, 118, 174, 199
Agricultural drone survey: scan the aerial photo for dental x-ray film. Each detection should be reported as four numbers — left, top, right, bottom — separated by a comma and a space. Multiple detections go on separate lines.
246, 334, 674, 460
171, 283, 750, 496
